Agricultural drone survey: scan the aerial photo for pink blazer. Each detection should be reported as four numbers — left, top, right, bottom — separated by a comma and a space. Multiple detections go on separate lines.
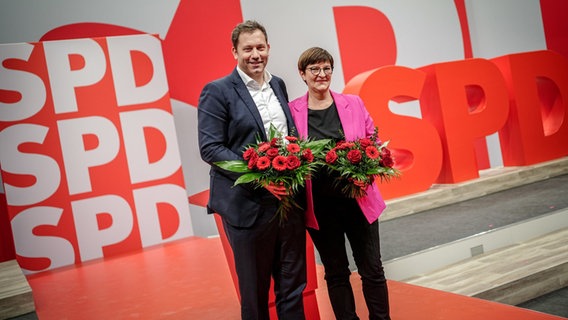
289, 91, 387, 229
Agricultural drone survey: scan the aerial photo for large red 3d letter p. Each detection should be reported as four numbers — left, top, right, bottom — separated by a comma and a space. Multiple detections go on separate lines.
419, 59, 510, 183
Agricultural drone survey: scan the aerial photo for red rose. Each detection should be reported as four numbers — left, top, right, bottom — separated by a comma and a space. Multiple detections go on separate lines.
380, 155, 394, 168
256, 156, 271, 170
266, 148, 280, 158
285, 136, 298, 142
257, 142, 270, 152
286, 155, 301, 170
359, 138, 372, 148
365, 146, 379, 159
286, 143, 300, 153
247, 153, 259, 169
325, 150, 338, 164
272, 155, 287, 171
380, 148, 393, 167
347, 149, 362, 164
243, 147, 256, 160
270, 138, 279, 147
302, 149, 314, 162
336, 142, 355, 150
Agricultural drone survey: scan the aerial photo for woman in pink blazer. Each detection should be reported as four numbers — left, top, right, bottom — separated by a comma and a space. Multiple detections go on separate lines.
289, 47, 390, 320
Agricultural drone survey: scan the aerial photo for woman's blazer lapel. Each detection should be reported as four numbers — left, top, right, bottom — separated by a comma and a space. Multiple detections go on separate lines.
331, 91, 357, 141
289, 93, 310, 139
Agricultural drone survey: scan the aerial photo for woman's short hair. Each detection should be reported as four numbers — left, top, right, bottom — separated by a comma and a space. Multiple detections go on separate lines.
297, 47, 334, 71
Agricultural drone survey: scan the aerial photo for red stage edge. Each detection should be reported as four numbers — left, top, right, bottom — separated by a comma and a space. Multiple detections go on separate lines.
24, 232, 565, 319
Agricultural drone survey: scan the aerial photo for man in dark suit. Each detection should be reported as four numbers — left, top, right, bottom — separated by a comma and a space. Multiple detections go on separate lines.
197, 20, 306, 319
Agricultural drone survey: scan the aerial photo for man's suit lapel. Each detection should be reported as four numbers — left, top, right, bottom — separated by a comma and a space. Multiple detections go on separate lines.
270, 78, 298, 138
270, 78, 288, 105
231, 70, 267, 140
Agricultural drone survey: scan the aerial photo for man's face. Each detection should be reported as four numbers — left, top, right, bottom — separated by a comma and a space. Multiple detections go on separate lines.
232, 29, 270, 82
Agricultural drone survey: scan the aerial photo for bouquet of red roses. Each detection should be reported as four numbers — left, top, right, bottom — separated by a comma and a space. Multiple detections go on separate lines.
215, 125, 330, 221
323, 127, 399, 198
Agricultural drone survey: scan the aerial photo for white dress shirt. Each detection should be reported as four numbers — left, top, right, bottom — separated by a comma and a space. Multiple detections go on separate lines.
236, 67, 289, 138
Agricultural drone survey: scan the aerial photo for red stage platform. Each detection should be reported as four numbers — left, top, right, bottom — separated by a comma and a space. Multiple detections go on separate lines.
26, 236, 563, 319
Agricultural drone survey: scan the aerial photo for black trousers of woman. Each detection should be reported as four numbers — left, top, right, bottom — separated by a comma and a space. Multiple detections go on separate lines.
308, 196, 390, 320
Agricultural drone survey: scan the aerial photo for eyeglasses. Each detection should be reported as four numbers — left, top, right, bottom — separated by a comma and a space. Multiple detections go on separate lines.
307, 66, 333, 76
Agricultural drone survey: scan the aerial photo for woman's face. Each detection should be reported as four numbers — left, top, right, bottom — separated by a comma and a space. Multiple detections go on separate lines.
300, 61, 333, 93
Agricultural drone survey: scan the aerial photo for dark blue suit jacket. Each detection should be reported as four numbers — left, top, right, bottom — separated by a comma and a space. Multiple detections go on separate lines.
197, 68, 297, 228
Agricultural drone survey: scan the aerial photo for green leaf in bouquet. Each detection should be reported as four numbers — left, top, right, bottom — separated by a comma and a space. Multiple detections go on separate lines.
266, 123, 280, 141
234, 172, 263, 185
304, 138, 332, 153
214, 160, 250, 173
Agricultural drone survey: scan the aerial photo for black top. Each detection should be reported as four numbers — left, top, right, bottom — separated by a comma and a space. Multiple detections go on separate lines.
308, 101, 348, 198
308, 101, 343, 141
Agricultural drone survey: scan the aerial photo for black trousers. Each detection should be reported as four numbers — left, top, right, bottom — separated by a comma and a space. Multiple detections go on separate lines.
308, 196, 390, 320
222, 206, 307, 320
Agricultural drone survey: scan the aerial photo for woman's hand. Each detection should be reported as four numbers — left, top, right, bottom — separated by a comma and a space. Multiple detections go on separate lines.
265, 182, 288, 200
353, 179, 367, 189
353, 176, 374, 189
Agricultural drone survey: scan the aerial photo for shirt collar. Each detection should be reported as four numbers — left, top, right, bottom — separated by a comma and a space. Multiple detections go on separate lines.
236, 66, 272, 89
